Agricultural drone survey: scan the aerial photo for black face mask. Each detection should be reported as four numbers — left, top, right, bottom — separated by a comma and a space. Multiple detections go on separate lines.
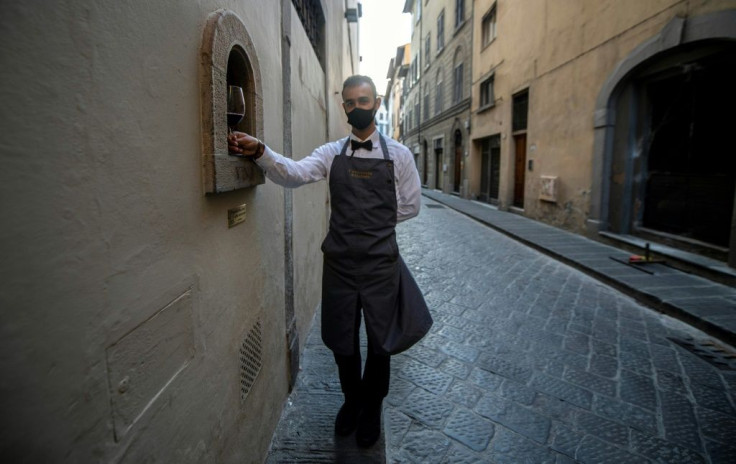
347, 107, 376, 130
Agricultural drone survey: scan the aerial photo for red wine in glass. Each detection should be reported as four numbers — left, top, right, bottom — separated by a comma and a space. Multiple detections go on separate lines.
227, 85, 245, 133
227, 112, 244, 127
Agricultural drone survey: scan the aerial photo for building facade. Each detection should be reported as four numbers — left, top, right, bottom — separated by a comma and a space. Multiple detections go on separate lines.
469, 0, 736, 265
0, 0, 360, 462
376, 103, 390, 137
385, 44, 411, 141
402, 0, 474, 194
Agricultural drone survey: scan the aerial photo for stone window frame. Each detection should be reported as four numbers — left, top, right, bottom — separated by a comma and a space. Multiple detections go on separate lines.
424, 34, 431, 69
437, 10, 445, 53
481, 3, 497, 49
435, 69, 443, 115
200, 9, 265, 194
423, 89, 430, 121
452, 47, 464, 104
478, 73, 495, 112
455, 0, 465, 29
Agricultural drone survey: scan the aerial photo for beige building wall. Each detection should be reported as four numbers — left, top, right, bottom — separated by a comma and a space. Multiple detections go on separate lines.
396, 45, 412, 141
0, 0, 358, 462
403, 0, 473, 194
471, 0, 736, 235
385, 44, 410, 142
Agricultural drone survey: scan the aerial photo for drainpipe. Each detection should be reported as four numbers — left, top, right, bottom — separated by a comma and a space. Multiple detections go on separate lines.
281, 0, 298, 392
417, 6, 422, 157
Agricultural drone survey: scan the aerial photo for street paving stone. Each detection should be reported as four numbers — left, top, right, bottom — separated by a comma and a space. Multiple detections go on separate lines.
266, 314, 386, 463
384, 196, 736, 463
268, 192, 736, 463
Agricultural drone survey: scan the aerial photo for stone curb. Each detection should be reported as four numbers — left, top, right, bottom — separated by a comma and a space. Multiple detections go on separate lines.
421, 189, 736, 347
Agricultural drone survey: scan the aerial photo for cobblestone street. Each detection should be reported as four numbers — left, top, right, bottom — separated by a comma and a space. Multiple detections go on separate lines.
268, 195, 736, 463
384, 197, 736, 463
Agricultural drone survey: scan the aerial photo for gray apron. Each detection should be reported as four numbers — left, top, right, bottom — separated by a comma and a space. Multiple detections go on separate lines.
320, 134, 401, 356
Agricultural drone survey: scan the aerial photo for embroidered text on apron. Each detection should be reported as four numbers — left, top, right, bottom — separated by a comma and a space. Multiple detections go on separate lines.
320, 134, 400, 356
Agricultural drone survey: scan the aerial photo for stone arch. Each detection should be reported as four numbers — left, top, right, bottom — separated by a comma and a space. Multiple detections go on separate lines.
452, 46, 464, 66
589, 10, 736, 251
452, 47, 466, 103
451, 118, 466, 194
200, 9, 265, 193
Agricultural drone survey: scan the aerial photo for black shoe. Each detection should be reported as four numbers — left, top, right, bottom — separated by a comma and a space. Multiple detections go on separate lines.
356, 400, 382, 448
335, 401, 360, 436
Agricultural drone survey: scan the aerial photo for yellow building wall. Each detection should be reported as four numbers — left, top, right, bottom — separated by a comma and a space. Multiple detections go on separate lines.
471, 0, 736, 233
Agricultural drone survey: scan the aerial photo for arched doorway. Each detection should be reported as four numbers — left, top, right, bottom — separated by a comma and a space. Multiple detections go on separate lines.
640, 50, 735, 248
434, 138, 443, 190
591, 12, 736, 264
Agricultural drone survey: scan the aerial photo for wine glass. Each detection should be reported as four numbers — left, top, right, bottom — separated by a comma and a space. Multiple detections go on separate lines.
227, 85, 245, 133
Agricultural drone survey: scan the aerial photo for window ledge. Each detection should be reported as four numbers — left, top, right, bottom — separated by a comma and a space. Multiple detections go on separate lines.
477, 102, 495, 114
453, 19, 468, 36
481, 37, 496, 52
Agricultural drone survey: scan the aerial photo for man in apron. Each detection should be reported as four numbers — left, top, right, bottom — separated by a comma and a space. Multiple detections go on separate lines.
228, 75, 423, 448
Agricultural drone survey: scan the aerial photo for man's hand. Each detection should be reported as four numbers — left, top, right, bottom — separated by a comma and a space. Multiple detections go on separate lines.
228, 131, 264, 158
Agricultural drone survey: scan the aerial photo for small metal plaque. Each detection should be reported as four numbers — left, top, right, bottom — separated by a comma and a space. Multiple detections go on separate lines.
228, 204, 247, 228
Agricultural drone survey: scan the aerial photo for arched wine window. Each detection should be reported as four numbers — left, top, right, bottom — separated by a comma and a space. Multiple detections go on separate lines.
200, 9, 264, 194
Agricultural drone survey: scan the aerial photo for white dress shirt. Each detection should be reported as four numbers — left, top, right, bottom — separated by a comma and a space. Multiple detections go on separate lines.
255, 130, 421, 222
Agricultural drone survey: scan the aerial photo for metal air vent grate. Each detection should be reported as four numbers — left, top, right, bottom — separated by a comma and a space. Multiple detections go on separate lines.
239, 320, 263, 401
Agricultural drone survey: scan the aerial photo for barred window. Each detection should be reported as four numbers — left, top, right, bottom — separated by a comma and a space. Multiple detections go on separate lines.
292, 0, 325, 69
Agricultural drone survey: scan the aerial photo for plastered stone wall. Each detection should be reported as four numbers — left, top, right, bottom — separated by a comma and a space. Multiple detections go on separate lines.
403, 0, 473, 195
0, 0, 357, 462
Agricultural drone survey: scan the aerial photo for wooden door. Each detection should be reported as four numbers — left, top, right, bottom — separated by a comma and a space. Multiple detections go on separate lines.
480, 148, 490, 202
423, 152, 428, 185
513, 134, 527, 208
435, 150, 442, 190
454, 131, 462, 193
490, 144, 500, 201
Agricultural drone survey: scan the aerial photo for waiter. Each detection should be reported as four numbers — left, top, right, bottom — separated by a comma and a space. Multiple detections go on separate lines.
228, 75, 426, 448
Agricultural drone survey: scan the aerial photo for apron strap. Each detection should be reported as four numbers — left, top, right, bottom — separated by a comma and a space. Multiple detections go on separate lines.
340, 137, 350, 157
339, 134, 392, 160
378, 133, 390, 161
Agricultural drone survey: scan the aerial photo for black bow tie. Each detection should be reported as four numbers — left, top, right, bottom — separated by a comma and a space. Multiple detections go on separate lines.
351, 139, 373, 151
